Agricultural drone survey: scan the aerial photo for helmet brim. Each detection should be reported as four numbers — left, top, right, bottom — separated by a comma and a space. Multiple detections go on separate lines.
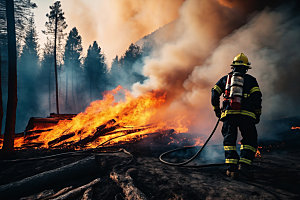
230, 63, 252, 69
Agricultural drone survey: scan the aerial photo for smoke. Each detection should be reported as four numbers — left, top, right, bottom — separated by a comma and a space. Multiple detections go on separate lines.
132, 0, 300, 135
62, 0, 184, 65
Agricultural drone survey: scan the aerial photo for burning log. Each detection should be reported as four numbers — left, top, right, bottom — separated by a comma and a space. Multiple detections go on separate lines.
24, 135, 41, 141
70, 119, 118, 148
25, 114, 76, 132
48, 132, 76, 147
21, 142, 44, 148
25, 129, 52, 136
0, 156, 98, 199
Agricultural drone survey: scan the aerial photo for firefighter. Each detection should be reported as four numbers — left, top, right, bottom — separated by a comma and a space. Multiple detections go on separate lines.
211, 53, 262, 179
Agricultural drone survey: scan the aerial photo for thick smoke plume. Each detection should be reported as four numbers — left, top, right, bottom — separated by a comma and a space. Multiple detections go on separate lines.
132, 0, 300, 135
63, 0, 184, 65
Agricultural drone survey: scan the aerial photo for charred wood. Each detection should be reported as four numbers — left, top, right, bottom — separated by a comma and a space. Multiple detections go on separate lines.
42, 186, 73, 200
81, 187, 93, 200
110, 170, 147, 200
48, 132, 75, 147
24, 135, 40, 141
0, 156, 98, 199
21, 142, 44, 148
52, 178, 100, 200
72, 119, 118, 148
25, 129, 53, 136
25, 114, 76, 132
49, 113, 76, 119
19, 189, 55, 200
25, 117, 60, 131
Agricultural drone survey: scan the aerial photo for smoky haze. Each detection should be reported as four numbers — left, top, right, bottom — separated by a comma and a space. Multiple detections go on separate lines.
63, 0, 185, 66
132, 0, 300, 138
3, 0, 300, 136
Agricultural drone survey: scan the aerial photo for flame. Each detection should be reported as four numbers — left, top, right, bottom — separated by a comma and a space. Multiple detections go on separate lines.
8, 86, 189, 149
291, 127, 300, 130
255, 146, 262, 158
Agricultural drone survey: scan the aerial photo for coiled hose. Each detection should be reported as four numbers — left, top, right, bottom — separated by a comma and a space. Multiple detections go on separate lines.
159, 118, 222, 167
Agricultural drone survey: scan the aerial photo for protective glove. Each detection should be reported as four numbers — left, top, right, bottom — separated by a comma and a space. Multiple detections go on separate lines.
255, 115, 260, 124
214, 108, 221, 118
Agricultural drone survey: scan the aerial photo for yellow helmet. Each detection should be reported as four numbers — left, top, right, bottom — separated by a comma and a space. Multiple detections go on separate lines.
230, 53, 251, 69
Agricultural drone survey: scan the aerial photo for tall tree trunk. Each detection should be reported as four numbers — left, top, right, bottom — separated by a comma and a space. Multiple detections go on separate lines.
71, 66, 75, 110
3, 0, 17, 152
48, 64, 51, 113
54, 13, 59, 114
0, 52, 3, 135
89, 80, 92, 102
65, 66, 68, 111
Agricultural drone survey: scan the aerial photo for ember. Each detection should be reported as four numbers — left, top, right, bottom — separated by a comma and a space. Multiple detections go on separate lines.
255, 146, 262, 158
291, 127, 300, 130
0, 86, 189, 149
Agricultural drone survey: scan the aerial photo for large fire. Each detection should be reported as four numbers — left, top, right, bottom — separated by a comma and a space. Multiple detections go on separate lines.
0, 86, 189, 149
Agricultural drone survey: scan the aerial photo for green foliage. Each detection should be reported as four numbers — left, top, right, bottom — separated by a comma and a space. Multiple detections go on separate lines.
64, 27, 82, 67
17, 14, 40, 131
109, 43, 147, 89
43, 1, 67, 40
83, 41, 107, 101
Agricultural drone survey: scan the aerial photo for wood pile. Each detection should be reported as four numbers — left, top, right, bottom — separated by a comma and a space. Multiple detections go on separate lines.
25, 113, 76, 132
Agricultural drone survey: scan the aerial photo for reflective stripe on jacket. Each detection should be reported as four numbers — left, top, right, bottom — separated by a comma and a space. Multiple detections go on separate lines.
211, 73, 262, 120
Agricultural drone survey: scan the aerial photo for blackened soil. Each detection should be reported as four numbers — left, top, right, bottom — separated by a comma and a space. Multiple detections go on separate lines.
0, 145, 299, 200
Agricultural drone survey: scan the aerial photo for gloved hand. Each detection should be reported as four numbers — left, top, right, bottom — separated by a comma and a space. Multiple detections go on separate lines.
214, 108, 221, 118
255, 115, 260, 124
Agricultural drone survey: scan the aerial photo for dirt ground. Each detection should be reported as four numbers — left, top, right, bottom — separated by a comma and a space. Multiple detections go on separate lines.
0, 140, 299, 200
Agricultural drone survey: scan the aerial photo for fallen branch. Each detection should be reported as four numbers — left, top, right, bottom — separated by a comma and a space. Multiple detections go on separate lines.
110, 171, 147, 200
52, 178, 100, 200
0, 156, 98, 199
43, 186, 73, 200
19, 189, 54, 200
81, 187, 93, 200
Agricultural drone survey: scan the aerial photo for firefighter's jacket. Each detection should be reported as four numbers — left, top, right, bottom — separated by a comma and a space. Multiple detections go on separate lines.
211, 73, 262, 120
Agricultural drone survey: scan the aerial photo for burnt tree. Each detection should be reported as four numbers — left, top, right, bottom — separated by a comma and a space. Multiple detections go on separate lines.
3, 0, 17, 152
0, 52, 3, 135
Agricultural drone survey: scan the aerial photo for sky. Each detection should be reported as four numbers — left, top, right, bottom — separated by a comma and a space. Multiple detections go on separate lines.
33, 0, 89, 56
32, 0, 183, 65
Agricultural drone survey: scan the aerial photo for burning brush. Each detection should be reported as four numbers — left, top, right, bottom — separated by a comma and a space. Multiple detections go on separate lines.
0, 86, 189, 150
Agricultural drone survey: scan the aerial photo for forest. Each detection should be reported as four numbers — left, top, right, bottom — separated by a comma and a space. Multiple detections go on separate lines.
0, 0, 151, 144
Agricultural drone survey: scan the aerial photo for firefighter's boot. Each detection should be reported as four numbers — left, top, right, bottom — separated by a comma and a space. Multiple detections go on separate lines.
226, 169, 239, 179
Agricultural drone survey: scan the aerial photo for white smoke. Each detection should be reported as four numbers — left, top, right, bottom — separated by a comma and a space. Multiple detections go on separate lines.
132, 0, 300, 134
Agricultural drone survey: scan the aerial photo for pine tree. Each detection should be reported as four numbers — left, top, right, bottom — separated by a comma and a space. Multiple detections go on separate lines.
63, 27, 82, 112
40, 39, 54, 113
17, 14, 40, 131
83, 41, 107, 101
43, 1, 67, 114
0, 0, 36, 137
19, 14, 39, 74
111, 43, 145, 89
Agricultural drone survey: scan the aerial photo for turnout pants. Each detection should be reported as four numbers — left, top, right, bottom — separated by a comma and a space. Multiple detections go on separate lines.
221, 115, 258, 171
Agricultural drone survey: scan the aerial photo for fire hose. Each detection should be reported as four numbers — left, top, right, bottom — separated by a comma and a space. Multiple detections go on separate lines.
159, 118, 223, 167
